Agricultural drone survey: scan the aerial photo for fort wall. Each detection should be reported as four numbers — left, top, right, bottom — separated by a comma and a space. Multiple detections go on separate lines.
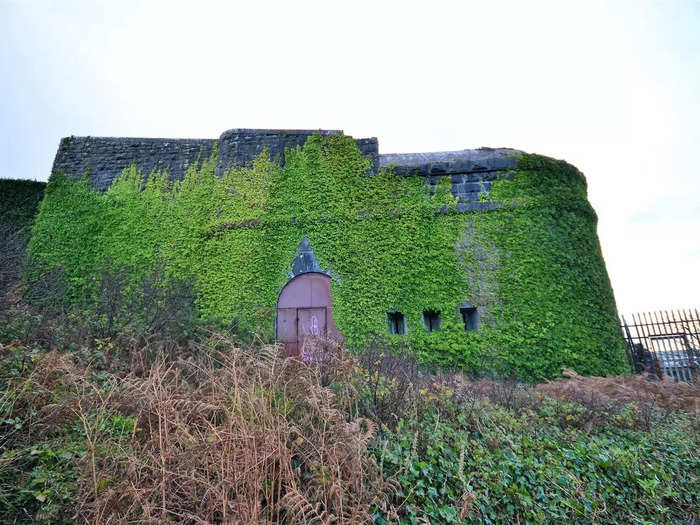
52, 128, 523, 210
35, 130, 627, 379
52, 129, 379, 192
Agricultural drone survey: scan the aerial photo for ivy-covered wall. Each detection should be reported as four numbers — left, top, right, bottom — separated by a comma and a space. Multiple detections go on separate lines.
29, 133, 627, 380
0, 178, 46, 232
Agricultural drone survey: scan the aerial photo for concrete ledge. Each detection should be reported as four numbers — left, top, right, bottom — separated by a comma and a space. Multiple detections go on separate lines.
379, 148, 520, 176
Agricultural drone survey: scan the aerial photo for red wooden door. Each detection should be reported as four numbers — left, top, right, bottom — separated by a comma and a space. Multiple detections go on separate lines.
276, 273, 341, 358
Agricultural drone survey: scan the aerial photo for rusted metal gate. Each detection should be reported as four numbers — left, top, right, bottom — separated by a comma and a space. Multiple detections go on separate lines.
276, 272, 342, 360
621, 309, 699, 384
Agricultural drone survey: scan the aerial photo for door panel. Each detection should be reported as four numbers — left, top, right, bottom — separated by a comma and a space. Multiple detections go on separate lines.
276, 308, 297, 343
298, 307, 326, 361
310, 277, 331, 307
277, 275, 311, 308
298, 308, 326, 340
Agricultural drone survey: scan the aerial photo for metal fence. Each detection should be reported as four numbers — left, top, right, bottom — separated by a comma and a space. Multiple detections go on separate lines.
621, 309, 700, 384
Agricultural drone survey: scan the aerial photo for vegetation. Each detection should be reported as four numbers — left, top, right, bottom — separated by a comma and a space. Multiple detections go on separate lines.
2, 138, 693, 523
0, 179, 45, 298
0, 178, 46, 231
28, 134, 625, 380
0, 286, 697, 523
377, 385, 698, 523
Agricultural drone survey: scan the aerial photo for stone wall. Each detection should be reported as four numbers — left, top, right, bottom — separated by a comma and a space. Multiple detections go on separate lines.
51, 129, 517, 208
52, 136, 217, 192
379, 148, 520, 212
216, 129, 380, 175
52, 129, 379, 192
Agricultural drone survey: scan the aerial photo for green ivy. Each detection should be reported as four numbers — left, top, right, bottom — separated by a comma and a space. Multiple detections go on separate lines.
374, 408, 699, 524
28, 135, 627, 379
0, 178, 46, 232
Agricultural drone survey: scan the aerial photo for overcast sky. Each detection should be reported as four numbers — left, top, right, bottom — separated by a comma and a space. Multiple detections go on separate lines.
1, 0, 698, 315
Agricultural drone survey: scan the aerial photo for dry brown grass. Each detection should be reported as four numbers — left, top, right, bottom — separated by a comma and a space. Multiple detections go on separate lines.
5, 338, 394, 524
537, 368, 700, 414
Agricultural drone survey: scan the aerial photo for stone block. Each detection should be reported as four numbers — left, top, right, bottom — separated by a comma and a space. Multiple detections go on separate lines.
451, 183, 466, 195
463, 182, 484, 193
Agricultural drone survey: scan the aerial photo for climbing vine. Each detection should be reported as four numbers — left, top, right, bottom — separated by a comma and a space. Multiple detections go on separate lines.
0, 179, 46, 232
28, 135, 627, 380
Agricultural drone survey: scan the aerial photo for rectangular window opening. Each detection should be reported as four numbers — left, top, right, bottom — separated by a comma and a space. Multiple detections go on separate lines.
387, 311, 407, 335
461, 305, 480, 332
423, 310, 441, 332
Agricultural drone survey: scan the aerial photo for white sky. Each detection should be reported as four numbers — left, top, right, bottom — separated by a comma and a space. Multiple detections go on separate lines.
1, 0, 698, 315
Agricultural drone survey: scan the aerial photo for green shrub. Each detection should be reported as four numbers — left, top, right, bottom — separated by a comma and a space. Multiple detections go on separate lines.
0, 441, 82, 523
373, 402, 699, 524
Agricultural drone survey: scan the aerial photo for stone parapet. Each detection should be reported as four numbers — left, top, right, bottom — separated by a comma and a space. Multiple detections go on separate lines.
52, 129, 379, 190
51, 130, 522, 207
52, 136, 217, 191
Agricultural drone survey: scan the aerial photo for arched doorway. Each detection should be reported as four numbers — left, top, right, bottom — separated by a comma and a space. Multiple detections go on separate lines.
276, 272, 342, 358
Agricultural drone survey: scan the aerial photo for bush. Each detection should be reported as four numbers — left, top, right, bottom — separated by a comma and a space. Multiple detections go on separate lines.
2, 261, 202, 363
0, 324, 697, 523
0, 339, 387, 523
373, 404, 698, 523
354, 336, 425, 428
